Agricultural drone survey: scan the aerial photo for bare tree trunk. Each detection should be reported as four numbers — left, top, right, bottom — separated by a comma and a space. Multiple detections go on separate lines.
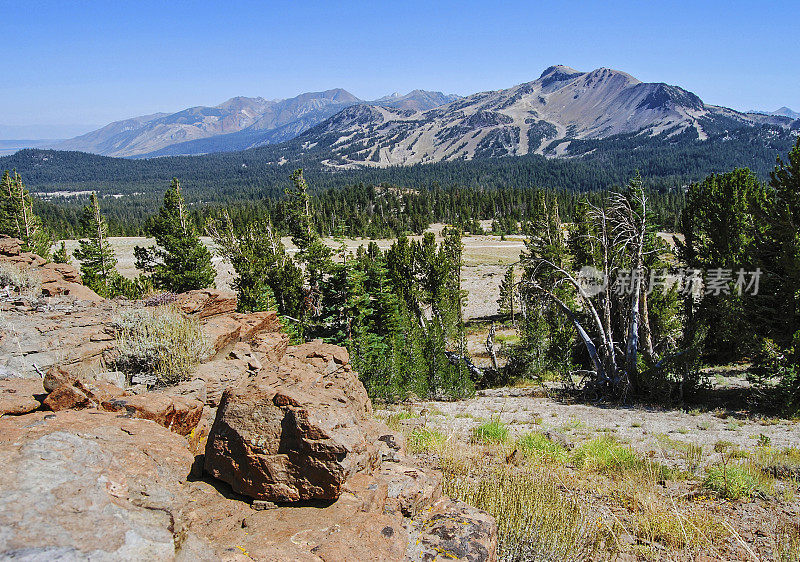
640, 287, 654, 358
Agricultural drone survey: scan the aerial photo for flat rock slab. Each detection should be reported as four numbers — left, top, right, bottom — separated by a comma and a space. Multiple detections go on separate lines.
0, 410, 217, 560
0, 377, 44, 415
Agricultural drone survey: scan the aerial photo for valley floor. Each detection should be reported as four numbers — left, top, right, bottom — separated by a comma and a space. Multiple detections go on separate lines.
59, 224, 526, 320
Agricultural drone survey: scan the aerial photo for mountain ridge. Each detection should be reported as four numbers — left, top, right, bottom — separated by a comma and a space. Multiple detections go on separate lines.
282, 65, 797, 168
51, 89, 461, 158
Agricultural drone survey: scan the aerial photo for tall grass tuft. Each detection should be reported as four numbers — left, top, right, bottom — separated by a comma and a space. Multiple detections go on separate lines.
703, 462, 767, 499
472, 419, 510, 444
114, 305, 209, 385
572, 437, 642, 473
441, 462, 608, 561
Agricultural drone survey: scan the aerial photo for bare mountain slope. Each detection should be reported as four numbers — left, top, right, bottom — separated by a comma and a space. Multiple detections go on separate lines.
293, 65, 798, 167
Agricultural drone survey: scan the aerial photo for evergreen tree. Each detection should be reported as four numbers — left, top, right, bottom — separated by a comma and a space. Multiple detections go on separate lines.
52, 241, 71, 264
0, 170, 51, 257
498, 266, 516, 322
136, 178, 215, 293
73, 193, 118, 295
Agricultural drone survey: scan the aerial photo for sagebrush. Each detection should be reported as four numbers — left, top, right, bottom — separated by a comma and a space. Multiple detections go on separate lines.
113, 305, 209, 384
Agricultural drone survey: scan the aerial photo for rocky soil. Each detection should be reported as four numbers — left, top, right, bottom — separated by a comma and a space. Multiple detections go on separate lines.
0, 236, 498, 561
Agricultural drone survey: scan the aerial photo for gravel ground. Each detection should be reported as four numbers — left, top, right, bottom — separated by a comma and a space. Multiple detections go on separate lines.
378, 388, 800, 469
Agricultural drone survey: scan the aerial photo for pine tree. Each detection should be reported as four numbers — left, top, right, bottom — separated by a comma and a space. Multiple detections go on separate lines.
0, 170, 51, 258
52, 241, 71, 264
73, 193, 118, 296
498, 266, 516, 323
136, 178, 215, 293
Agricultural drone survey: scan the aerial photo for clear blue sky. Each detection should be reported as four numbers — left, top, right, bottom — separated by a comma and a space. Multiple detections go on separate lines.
2, 0, 798, 137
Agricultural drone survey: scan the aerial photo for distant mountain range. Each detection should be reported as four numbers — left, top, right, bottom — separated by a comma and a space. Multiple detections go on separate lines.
47, 65, 797, 166
50, 89, 461, 158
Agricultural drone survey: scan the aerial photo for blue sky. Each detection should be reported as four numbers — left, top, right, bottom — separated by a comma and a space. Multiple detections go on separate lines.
2, 0, 798, 137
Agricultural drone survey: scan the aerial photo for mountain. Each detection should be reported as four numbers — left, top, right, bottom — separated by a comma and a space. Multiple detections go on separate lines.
50, 89, 460, 158
751, 107, 800, 119
287, 65, 798, 167
371, 90, 461, 111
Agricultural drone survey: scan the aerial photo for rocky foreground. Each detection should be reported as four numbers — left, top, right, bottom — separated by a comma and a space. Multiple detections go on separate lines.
0, 237, 497, 561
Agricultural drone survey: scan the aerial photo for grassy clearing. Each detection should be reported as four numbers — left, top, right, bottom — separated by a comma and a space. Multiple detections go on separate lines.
113, 305, 209, 385
378, 402, 800, 560
0, 262, 41, 296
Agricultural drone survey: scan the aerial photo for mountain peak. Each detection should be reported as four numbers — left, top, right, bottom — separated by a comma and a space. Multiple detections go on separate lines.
538, 65, 582, 79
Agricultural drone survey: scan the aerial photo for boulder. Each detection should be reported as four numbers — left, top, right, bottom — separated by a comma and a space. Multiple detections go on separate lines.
204, 342, 374, 502
251, 331, 289, 363
407, 497, 498, 562
0, 377, 44, 415
101, 393, 204, 436
201, 315, 242, 357
176, 289, 237, 319
193, 357, 250, 407
0, 410, 219, 560
44, 380, 125, 411
0, 236, 21, 256
230, 310, 281, 341
41, 280, 103, 302
39, 261, 82, 284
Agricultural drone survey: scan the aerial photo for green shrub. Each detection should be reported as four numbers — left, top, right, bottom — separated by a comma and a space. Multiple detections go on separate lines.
407, 427, 447, 453
703, 463, 761, 499
471, 419, 510, 444
572, 437, 642, 473
0, 262, 41, 295
113, 305, 209, 385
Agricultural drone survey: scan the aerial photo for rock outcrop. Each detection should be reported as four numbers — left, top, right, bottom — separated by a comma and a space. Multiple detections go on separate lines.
0, 376, 44, 415
0, 235, 102, 302
0, 250, 498, 560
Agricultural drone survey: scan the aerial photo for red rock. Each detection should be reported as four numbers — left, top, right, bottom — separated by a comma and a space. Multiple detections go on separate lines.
0, 410, 218, 559
408, 498, 499, 562
176, 289, 237, 319
251, 331, 289, 363
204, 342, 374, 502
43, 365, 76, 393
39, 262, 82, 284
41, 280, 103, 302
101, 393, 203, 436
44, 380, 124, 411
201, 315, 242, 357
193, 357, 250, 407
0, 236, 21, 256
230, 311, 281, 341
0, 378, 44, 415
